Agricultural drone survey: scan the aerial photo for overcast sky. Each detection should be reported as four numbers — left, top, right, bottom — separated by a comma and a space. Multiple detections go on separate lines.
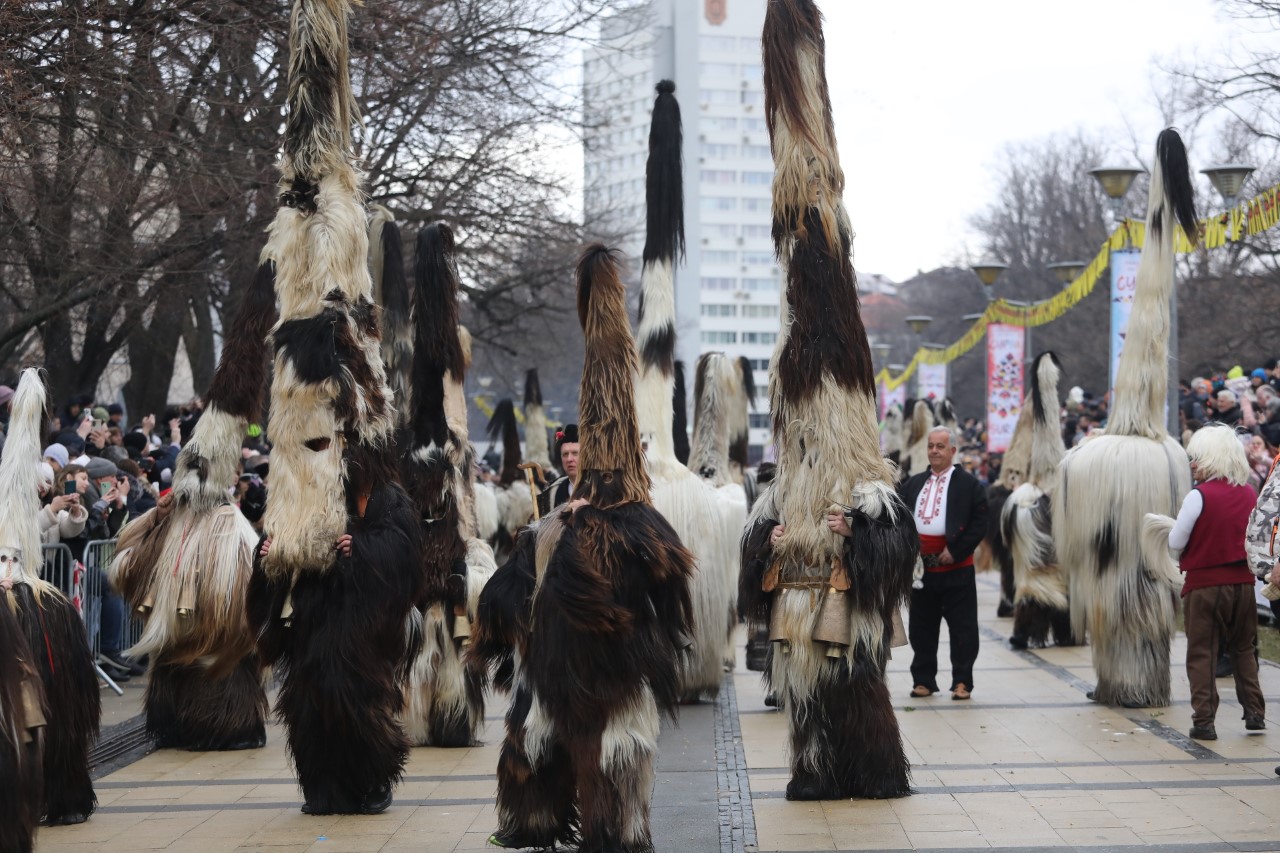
817, 0, 1245, 280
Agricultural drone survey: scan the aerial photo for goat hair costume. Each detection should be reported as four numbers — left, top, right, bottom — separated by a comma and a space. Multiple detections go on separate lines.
739, 0, 918, 801
0, 370, 99, 834
399, 223, 496, 748
1054, 129, 1198, 708
111, 258, 275, 752
633, 80, 735, 702
486, 399, 536, 560
523, 368, 552, 472
691, 351, 753, 668
470, 245, 695, 853
246, 0, 421, 814
1001, 352, 1074, 648
985, 392, 1034, 615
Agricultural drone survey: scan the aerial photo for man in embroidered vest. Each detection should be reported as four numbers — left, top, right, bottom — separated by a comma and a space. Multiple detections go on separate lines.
899, 426, 989, 700
1161, 424, 1266, 740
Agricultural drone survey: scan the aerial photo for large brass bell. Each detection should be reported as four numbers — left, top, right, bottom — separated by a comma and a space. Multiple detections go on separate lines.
452, 603, 472, 646
136, 591, 155, 616
176, 568, 198, 617
812, 558, 852, 657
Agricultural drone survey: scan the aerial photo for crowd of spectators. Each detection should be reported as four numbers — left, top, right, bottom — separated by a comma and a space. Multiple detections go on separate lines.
0, 389, 270, 681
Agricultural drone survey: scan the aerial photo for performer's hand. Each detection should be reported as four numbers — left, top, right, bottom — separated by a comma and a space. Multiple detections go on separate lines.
940, 547, 954, 566
769, 524, 785, 545
336, 534, 353, 557
825, 512, 852, 538
259, 537, 272, 557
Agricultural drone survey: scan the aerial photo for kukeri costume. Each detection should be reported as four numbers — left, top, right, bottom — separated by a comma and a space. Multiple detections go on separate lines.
246, 0, 421, 814
739, 0, 917, 800
472, 245, 695, 852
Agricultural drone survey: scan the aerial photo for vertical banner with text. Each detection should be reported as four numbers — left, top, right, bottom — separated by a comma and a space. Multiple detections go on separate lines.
917, 362, 948, 402
1109, 249, 1142, 389
986, 323, 1024, 453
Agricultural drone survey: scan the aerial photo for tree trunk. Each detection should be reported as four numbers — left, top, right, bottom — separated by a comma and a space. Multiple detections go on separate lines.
122, 279, 186, 421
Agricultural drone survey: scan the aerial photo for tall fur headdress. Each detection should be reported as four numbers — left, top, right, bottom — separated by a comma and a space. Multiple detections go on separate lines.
486, 400, 522, 487
1026, 351, 1066, 489
0, 369, 52, 591
763, 0, 893, 564
672, 360, 691, 465
261, 0, 397, 578
1107, 128, 1198, 440
369, 205, 413, 423
634, 80, 685, 467
575, 245, 650, 509
523, 368, 551, 470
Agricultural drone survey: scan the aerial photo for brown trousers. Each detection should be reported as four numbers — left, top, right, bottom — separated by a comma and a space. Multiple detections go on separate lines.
1184, 583, 1266, 728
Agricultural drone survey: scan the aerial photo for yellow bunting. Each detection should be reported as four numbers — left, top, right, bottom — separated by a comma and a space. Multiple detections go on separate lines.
875, 181, 1280, 393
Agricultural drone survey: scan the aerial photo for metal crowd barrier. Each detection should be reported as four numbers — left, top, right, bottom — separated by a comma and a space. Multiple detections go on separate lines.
40, 538, 138, 696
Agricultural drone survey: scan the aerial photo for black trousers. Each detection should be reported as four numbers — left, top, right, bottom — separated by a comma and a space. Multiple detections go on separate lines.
909, 566, 979, 692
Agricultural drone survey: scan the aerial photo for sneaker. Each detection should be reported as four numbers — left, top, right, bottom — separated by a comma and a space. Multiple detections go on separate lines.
1245, 715, 1265, 731
96, 656, 132, 682
1189, 724, 1217, 741
104, 652, 147, 676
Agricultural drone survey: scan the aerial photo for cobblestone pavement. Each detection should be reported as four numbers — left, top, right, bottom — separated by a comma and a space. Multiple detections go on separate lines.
38, 572, 1280, 852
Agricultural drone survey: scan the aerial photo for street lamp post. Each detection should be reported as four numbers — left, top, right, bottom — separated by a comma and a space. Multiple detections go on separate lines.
970, 262, 1007, 304
1047, 260, 1086, 287
1088, 165, 1145, 230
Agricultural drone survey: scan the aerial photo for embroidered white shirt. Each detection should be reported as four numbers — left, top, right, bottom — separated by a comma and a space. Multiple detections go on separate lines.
913, 466, 953, 536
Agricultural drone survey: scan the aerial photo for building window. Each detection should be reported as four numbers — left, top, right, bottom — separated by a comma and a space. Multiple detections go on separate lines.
700, 277, 736, 291
701, 330, 738, 344
701, 142, 738, 159
742, 277, 777, 291
741, 304, 779, 318
742, 251, 774, 266
742, 170, 772, 185
743, 224, 771, 240
700, 196, 737, 212
700, 62, 737, 77
700, 169, 736, 184
700, 89, 738, 106
741, 65, 763, 82
743, 117, 768, 132
741, 90, 764, 108
749, 412, 771, 428
742, 197, 769, 212
704, 250, 738, 264
748, 358, 770, 371
704, 223, 737, 238
701, 304, 738, 318
743, 145, 772, 160
701, 35, 737, 53
706, 116, 738, 131
741, 331, 778, 345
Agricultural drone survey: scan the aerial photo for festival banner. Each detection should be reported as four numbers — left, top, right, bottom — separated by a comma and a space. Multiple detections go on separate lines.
917, 361, 948, 401
1108, 249, 1142, 389
880, 380, 906, 425
986, 323, 1024, 454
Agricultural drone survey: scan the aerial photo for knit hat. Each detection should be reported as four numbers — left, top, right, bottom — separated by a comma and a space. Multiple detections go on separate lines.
92, 406, 109, 422
43, 443, 69, 468
85, 457, 119, 480
1227, 365, 1244, 380
1252, 368, 1267, 380
106, 403, 124, 417
122, 431, 149, 457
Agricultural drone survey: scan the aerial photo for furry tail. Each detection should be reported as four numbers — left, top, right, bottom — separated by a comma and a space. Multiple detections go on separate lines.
689, 353, 735, 486
524, 369, 550, 469
0, 370, 50, 590
728, 355, 755, 475
635, 81, 684, 459
280, 0, 358, 193
575, 245, 650, 509
369, 206, 412, 419
410, 223, 465, 452
673, 360, 691, 465
486, 400, 522, 487
1141, 512, 1185, 590
1107, 129, 1198, 439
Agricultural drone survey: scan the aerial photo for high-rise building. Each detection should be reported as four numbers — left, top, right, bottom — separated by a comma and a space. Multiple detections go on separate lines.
583, 0, 776, 461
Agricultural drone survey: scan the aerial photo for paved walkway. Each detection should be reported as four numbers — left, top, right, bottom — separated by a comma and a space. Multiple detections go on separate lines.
38, 573, 1280, 852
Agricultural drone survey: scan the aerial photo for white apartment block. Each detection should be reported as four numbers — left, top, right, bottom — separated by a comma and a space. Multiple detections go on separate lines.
584, 0, 776, 462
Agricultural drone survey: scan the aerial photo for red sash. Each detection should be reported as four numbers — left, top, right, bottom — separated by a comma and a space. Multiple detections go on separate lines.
918, 533, 972, 572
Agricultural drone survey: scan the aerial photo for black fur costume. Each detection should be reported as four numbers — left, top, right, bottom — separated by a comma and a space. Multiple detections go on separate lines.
0, 593, 43, 853
471, 246, 695, 852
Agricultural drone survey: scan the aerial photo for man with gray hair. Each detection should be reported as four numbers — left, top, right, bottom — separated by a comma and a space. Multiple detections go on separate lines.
898, 426, 988, 700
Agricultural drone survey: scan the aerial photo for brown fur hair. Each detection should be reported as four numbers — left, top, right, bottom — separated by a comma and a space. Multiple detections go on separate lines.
204, 260, 277, 420
573, 245, 650, 509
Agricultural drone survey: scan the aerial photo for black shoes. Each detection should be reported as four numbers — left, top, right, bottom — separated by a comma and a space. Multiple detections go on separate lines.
43, 812, 89, 826
1084, 690, 1144, 709
1189, 724, 1217, 741
97, 655, 132, 681
487, 829, 555, 849
996, 599, 1014, 618
1245, 715, 1265, 731
1008, 635, 1028, 651
101, 652, 146, 676
301, 783, 392, 816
